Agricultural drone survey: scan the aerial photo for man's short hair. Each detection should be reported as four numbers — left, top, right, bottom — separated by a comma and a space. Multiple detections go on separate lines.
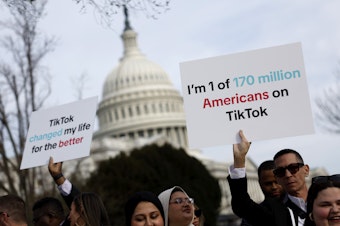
0, 194, 27, 223
257, 160, 275, 178
273, 148, 304, 164
32, 197, 65, 220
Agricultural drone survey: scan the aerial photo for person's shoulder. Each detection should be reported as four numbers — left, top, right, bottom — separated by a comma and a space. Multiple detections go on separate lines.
261, 197, 285, 208
261, 196, 291, 220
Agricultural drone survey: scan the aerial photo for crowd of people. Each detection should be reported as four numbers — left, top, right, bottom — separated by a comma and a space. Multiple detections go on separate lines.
228, 130, 340, 226
0, 156, 205, 226
0, 130, 338, 226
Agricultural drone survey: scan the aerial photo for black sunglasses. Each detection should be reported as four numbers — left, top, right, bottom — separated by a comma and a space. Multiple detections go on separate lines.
312, 174, 340, 184
273, 163, 304, 178
195, 209, 202, 217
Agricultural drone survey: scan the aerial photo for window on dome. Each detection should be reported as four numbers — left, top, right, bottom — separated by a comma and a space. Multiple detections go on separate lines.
119, 134, 125, 138
108, 111, 112, 122
128, 107, 133, 117
175, 127, 181, 144
136, 105, 140, 115
114, 109, 119, 120
144, 104, 148, 114
166, 127, 171, 136
147, 129, 153, 137
121, 108, 126, 119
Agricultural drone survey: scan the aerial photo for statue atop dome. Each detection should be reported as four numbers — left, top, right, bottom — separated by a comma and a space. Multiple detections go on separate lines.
123, 5, 132, 31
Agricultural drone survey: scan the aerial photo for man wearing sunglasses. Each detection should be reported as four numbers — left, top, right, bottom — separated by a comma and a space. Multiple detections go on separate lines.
273, 147, 309, 226
227, 130, 309, 226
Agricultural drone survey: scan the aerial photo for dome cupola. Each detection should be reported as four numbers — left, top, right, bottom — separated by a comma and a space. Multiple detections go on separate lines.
95, 7, 188, 149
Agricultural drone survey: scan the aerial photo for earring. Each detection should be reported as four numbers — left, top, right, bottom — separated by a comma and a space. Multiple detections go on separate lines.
309, 213, 314, 221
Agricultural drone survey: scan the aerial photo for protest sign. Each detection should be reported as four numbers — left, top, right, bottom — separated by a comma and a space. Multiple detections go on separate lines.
20, 96, 98, 169
180, 42, 314, 148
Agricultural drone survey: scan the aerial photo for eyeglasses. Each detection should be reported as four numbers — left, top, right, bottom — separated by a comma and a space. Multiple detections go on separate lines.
273, 163, 304, 178
312, 174, 340, 184
194, 209, 202, 217
169, 197, 194, 205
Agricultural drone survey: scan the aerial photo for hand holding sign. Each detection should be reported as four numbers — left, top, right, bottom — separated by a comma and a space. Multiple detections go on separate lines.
233, 130, 251, 168
48, 157, 62, 177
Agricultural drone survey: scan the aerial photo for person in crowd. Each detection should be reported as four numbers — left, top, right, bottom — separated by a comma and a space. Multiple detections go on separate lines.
158, 186, 194, 226
125, 191, 165, 226
48, 157, 80, 207
0, 194, 27, 226
228, 130, 309, 226
304, 174, 340, 226
240, 160, 285, 226
192, 204, 205, 226
48, 157, 110, 226
68, 192, 110, 226
273, 147, 309, 225
32, 197, 68, 226
257, 160, 285, 199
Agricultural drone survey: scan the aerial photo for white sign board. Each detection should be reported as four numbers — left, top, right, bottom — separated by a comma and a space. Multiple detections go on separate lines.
180, 43, 314, 148
20, 96, 98, 169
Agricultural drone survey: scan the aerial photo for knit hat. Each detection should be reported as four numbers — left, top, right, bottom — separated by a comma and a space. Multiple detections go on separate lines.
125, 191, 165, 226
158, 186, 191, 226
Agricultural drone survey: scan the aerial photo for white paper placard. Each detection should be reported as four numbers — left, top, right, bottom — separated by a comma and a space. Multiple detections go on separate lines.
180, 43, 314, 148
20, 96, 98, 169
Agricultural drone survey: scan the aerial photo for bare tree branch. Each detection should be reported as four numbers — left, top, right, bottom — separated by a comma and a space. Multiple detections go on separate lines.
71, 72, 92, 100
315, 63, 340, 134
3, 0, 171, 28
0, 0, 56, 210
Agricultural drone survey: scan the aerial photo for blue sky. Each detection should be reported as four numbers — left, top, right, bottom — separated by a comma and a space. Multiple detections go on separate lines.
1, 1, 340, 174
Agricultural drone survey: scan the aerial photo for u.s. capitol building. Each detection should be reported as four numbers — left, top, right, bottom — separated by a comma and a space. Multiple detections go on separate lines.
63, 14, 327, 226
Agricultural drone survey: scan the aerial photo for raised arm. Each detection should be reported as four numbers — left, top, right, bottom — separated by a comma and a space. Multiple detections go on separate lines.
228, 130, 278, 225
48, 157, 80, 208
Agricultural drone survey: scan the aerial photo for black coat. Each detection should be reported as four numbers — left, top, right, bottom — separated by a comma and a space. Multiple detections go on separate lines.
227, 176, 294, 226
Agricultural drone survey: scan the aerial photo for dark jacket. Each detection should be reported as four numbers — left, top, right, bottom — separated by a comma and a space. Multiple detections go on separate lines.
227, 175, 294, 226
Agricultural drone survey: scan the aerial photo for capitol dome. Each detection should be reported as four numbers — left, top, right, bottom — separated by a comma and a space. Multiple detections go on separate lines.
95, 16, 188, 149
